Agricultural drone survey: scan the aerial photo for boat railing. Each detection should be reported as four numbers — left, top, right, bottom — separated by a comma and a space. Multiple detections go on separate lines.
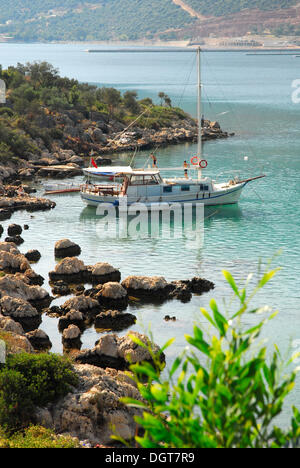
80, 183, 122, 196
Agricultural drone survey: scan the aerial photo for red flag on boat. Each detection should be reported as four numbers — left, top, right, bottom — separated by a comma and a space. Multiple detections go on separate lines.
91, 158, 98, 168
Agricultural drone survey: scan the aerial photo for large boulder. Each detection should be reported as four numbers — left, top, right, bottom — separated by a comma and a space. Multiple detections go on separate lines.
75, 331, 164, 371
49, 257, 88, 283
34, 364, 142, 446
54, 239, 81, 259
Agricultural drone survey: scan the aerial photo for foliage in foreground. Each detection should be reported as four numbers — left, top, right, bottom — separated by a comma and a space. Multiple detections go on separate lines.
0, 425, 80, 449
120, 264, 300, 448
0, 353, 78, 434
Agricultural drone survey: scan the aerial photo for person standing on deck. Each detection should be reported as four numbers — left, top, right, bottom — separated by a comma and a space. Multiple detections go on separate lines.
150, 153, 157, 168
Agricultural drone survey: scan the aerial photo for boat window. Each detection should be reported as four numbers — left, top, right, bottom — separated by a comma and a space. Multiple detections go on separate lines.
181, 185, 190, 191
130, 175, 159, 185
204, 185, 209, 191
163, 186, 172, 193
130, 176, 145, 186
199, 184, 204, 191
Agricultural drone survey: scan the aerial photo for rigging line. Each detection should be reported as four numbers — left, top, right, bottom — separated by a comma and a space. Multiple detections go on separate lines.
201, 53, 257, 160
112, 104, 154, 143
176, 52, 197, 109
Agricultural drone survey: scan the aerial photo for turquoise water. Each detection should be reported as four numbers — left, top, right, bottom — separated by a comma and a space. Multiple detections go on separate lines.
0, 44, 300, 426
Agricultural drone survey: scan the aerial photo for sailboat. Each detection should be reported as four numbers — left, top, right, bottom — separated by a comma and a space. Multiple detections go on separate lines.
80, 48, 265, 208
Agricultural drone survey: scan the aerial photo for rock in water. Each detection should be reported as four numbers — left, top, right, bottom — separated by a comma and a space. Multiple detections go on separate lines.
7, 224, 22, 236
96, 282, 128, 311
54, 239, 81, 258
25, 249, 41, 262
62, 324, 82, 350
91, 262, 121, 285
49, 257, 88, 283
121, 275, 170, 302
95, 310, 136, 332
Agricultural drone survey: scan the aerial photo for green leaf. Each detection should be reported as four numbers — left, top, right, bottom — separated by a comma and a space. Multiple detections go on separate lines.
210, 299, 228, 337
223, 270, 240, 297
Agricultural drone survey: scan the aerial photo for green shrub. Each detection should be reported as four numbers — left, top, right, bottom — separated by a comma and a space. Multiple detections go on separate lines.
0, 353, 78, 433
1, 425, 80, 448
120, 265, 300, 448
0, 107, 14, 117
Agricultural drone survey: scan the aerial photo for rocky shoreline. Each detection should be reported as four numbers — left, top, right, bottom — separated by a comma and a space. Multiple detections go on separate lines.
0, 235, 215, 445
0, 114, 233, 185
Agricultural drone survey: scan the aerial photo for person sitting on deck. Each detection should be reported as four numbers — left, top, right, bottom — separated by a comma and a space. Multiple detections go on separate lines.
184, 169, 189, 179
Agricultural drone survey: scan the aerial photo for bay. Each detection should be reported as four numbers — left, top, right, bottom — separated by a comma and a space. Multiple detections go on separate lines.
0, 43, 299, 426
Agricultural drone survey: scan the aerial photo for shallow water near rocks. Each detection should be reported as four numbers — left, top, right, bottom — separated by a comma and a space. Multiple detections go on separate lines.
0, 44, 300, 427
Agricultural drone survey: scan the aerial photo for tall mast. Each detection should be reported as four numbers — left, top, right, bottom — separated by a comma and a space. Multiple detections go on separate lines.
197, 47, 202, 159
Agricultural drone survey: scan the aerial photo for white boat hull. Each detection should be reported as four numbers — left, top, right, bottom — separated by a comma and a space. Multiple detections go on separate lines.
80, 182, 246, 208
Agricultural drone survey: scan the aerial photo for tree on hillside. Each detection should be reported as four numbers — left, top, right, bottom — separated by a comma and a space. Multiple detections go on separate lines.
123, 91, 140, 114
97, 87, 121, 116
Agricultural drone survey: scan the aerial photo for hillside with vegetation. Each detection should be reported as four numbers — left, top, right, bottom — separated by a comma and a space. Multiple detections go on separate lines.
0, 0, 300, 42
184, 0, 298, 17
0, 0, 194, 42
0, 61, 205, 169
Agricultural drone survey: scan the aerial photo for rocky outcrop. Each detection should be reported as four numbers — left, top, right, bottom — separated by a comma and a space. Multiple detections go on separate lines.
34, 364, 143, 446
0, 275, 52, 310
0, 295, 42, 332
49, 258, 121, 286
0, 313, 24, 335
0, 249, 30, 273
0, 193, 56, 214
54, 239, 81, 259
121, 275, 215, 303
75, 331, 164, 371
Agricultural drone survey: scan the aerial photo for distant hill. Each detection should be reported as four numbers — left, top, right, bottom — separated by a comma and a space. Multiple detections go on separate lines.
184, 0, 299, 17
1, 0, 300, 42
0, 0, 194, 42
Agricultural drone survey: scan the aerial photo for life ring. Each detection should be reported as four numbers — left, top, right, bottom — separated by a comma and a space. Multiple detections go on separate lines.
199, 159, 208, 169
191, 156, 199, 166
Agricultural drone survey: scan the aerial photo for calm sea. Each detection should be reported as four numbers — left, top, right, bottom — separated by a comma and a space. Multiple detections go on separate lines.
0, 43, 300, 426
